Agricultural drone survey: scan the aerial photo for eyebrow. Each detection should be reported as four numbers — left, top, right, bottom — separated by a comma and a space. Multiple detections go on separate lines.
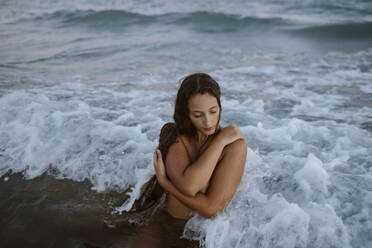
191, 105, 218, 113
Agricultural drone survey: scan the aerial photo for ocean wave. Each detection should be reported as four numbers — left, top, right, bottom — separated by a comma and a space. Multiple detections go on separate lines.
16, 8, 372, 37
290, 21, 372, 39
59, 9, 155, 27
16, 9, 288, 32
170, 11, 286, 26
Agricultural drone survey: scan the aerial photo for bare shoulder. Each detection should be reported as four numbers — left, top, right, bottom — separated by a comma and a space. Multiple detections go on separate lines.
167, 135, 186, 155
222, 139, 247, 157
178, 134, 193, 146
165, 135, 192, 185
165, 135, 190, 167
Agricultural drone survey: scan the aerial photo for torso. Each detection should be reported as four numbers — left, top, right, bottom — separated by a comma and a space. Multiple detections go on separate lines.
165, 135, 223, 219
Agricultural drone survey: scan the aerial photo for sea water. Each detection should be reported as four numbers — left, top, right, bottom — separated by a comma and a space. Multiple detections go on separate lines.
1, 0, 372, 247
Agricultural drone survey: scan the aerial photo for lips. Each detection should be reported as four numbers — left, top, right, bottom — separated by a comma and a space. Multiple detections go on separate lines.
203, 127, 214, 132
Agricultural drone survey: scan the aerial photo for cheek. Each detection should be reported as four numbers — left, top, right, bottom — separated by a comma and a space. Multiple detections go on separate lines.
214, 112, 220, 123
192, 118, 202, 127
189, 116, 199, 127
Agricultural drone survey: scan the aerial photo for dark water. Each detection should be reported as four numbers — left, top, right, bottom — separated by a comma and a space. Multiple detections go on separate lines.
1, 0, 372, 247
0, 172, 197, 247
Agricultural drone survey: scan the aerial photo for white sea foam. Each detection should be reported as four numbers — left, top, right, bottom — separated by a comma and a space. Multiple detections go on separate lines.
0, 89, 159, 192
294, 154, 329, 202
182, 143, 356, 248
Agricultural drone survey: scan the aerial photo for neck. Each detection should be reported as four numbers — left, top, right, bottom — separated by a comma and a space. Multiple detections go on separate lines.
195, 131, 208, 148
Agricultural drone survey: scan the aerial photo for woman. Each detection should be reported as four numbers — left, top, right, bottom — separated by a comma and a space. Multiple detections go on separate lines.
152, 73, 247, 220
121, 73, 246, 247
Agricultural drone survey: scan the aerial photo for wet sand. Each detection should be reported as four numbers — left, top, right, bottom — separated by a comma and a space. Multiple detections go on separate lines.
0, 173, 198, 248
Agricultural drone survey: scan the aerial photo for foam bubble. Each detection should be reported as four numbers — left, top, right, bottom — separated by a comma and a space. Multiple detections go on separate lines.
294, 154, 330, 202
305, 203, 351, 248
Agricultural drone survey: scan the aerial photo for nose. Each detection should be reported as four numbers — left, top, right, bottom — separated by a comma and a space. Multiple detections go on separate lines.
203, 114, 212, 126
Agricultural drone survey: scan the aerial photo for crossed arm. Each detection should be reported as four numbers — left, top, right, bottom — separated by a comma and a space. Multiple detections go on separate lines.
154, 138, 247, 218
164, 135, 226, 196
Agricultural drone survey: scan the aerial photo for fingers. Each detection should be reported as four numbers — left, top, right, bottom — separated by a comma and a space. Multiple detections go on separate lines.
155, 149, 161, 162
153, 149, 163, 168
153, 150, 158, 164
226, 125, 245, 142
237, 129, 245, 141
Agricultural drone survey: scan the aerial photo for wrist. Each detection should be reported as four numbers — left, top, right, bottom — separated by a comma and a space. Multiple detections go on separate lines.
158, 176, 169, 189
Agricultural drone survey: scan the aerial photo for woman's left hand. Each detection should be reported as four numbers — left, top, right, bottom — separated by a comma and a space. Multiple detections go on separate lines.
153, 149, 167, 185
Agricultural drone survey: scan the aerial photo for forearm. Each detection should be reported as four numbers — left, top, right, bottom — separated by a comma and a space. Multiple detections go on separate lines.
163, 179, 220, 218
162, 140, 247, 218
181, 137, 225, 195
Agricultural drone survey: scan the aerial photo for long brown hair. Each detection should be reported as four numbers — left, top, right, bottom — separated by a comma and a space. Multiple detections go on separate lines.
130, 73, 222, 212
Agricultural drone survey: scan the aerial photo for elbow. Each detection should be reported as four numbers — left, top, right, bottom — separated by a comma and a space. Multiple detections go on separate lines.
201, 211, 217, 219
181, 186, 198, 197
199, 203, 224, 219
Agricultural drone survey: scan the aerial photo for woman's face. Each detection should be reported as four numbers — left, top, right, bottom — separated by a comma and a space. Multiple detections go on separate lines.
188, 93, 220, 137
